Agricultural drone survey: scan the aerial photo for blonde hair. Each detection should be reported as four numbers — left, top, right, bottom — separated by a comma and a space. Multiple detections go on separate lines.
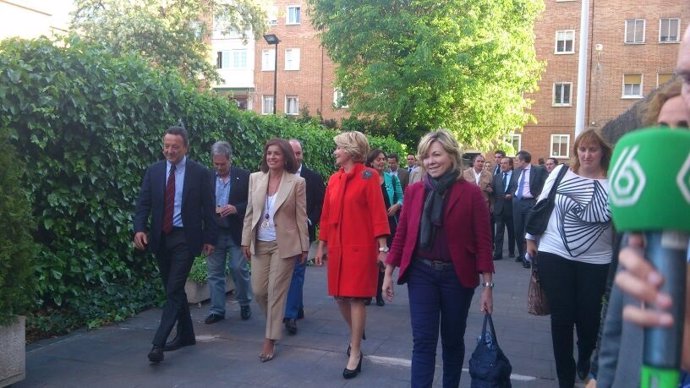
333, 131, 370, 163
642, 77, 682, 126
416, 129, 464, 176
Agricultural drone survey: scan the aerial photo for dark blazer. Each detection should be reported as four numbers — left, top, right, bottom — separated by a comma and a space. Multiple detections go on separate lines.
300, 165, 326, 242
385, 179, 494, 288
134, 158, 217, 257
395, 168, 410, 192
212, 166, 250, 245
508, 164, 547, 199
492, 170, 513, 217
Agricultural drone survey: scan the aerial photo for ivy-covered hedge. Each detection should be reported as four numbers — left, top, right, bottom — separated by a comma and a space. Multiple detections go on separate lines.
0, 37, 404, 337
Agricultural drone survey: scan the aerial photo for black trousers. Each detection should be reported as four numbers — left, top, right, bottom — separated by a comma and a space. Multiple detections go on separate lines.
493, 210, 515, 258
512, 198, 535, 260
152, 229, 195, 347
537, 251, 609, 388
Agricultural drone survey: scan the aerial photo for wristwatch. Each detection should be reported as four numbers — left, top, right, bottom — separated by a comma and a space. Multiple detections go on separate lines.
378, 247, 389, 253
482, 282, 495, 288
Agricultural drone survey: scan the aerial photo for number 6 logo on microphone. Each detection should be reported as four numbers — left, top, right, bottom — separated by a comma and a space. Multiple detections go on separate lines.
610, 144, 646, 207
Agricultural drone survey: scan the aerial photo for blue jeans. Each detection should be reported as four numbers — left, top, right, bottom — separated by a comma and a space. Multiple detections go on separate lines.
207, 229, 252, 315
284, 259, 305, 319
407, 259, 475, 388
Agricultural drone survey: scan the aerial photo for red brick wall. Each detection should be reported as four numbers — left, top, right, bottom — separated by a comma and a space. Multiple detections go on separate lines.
522, 0, 690, 162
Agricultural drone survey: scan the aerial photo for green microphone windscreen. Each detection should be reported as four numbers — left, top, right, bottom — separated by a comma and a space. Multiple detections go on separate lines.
609, 127, 690, 233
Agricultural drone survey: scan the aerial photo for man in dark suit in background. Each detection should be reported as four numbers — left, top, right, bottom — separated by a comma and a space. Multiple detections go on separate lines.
387, 153, 409, 192
204, 141, 252, 325
492, 157, 516, 260
283, 139, 325, 335
134, 126, 217, 363
510, 150, 547, 269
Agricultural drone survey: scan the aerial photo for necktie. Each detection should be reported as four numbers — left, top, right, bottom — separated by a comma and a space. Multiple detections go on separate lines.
516, 169, 526, 200
163, 164, 176, 234
502, 172, 508, 194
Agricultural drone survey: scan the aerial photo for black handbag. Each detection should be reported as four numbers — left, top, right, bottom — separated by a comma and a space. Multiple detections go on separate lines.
469, 313, 512, 388
525, 165, 568, 236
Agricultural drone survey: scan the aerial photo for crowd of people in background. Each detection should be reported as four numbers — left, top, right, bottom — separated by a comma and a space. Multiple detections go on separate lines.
131, 25, 690, 388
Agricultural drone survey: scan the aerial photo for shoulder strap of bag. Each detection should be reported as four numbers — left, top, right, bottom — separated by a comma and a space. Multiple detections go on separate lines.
546, 164, 569, 204
481, 313, 500, 346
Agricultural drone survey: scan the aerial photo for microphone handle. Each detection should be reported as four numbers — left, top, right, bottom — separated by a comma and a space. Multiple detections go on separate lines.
641, 231, 688, 388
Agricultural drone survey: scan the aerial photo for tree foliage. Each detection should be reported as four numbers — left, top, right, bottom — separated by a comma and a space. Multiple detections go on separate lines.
0, 37, 403, 337
308, 0, 545, 149
70, 0, 268, 84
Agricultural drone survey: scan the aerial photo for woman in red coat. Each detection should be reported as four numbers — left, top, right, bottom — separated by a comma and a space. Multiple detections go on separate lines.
315, 131, 390, 379
382, 129, 494, 388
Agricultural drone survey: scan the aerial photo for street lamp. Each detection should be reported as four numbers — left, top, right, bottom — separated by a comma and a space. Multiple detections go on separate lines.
264, 34, 280, 115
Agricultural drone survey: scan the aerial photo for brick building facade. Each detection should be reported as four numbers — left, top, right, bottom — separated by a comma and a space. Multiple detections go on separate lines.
521, 0, 690, 162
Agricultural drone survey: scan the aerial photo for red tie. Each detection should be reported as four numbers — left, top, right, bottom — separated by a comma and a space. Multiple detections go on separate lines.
163, 164, 176, 234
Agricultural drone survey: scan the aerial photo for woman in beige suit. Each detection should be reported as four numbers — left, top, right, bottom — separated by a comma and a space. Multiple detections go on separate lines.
241, 138, 309, 362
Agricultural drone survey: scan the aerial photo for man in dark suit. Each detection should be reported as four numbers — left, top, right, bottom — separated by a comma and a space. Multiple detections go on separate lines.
492, 150, 506, 176
492, 157, 515, 260
283, 139, 325, 335
387, 153, 409, 192
204, 141, 252, 325
510, 150, 547, 268
133, 126, 217, 363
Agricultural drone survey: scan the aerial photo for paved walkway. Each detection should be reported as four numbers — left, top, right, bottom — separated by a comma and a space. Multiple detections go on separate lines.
16, 246, 581, 388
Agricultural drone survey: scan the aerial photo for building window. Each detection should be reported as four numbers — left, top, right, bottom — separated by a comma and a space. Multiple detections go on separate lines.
333, 88, 349, 108
622, 74, 643, 98
285, 48, 300, 71
553, 82, 572, 106
657, 73, 673, 87
285, 96, 299, 115
550, 134, 570, 158
555, 30, 575, 54
659, 18, 680, 43
287, 6, 301, 25
217, 50, 247, 70
262, 49, 275, 71
504, 134, 521, 155
267, 6, 278, 25
262, 96, 274, 114
624, 19, 645, 44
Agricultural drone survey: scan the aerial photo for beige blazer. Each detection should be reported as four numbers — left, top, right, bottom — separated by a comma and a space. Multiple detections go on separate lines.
462, 167, 493, 211
241, 170, 309, 258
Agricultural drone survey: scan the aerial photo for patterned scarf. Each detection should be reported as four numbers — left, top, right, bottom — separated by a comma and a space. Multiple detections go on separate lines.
418, 169, 459, 250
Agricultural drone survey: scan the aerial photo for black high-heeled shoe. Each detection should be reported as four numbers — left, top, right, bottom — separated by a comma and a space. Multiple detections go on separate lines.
342, 352, 363, 379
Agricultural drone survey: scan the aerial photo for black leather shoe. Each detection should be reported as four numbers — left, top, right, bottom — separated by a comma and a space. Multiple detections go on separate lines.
363, 298, 371, 306
493, 256, 503, 261
148, 346, 164, 363
522, 261, 531, 269
514, 257, 523, 262
240, 305, 252, 320
204, 313, 224, 324
163, 336, 196, 351
343, 353, 363, 379
509, 253, 516, 258
285, 319, 297, 335
376, 297, 385, 307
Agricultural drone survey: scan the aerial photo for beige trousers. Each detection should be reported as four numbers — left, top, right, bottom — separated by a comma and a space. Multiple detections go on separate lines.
251, 240, 297, 340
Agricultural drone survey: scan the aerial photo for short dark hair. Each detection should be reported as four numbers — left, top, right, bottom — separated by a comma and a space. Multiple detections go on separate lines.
387, 153, 399, 162
260, 138, 298, 174
494, 150, 506, 157
516, 150, 531, 163
546, 157, 559, 166
472, 154, 485, 163
366, 149, 385, 167
165, 126, 189, 147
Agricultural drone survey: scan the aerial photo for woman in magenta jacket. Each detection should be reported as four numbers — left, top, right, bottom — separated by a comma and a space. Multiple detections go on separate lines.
382, 129, 494, 388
